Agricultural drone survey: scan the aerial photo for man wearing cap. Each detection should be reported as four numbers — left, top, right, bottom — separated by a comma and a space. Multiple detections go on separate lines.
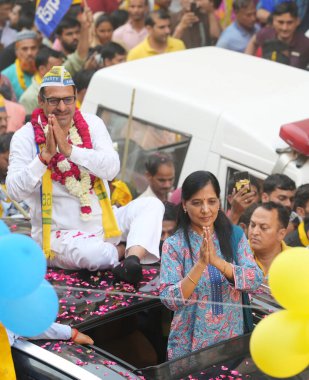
1, 29, 39, 100
19, 46, 64, 116
6, 66, 164, 285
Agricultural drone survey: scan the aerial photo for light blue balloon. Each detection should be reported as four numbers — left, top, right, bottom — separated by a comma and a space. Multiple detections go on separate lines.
0, 234, 46, 299
0, 220, 10, 236
0, 279, 59, 337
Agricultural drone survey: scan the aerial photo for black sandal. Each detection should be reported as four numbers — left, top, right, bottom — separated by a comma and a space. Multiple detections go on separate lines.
112, 256, 143, 285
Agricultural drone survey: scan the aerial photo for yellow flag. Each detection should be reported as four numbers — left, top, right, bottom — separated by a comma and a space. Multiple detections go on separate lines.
0, 323, 16, 380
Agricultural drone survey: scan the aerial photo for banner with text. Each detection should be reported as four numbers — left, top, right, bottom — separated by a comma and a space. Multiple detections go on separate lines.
35, 0, 73, 38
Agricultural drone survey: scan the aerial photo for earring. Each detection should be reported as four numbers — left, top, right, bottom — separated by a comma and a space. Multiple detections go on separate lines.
184, 208, 187, 213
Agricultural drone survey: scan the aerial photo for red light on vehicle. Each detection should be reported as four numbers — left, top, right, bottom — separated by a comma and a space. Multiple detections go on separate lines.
280, 119, 309, 156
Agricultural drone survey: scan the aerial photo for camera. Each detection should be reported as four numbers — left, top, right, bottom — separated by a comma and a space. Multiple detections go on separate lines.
95, 53, 103, 66
190, 2, 199, 14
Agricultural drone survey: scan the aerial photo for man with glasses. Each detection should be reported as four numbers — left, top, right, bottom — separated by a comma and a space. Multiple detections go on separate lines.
6, 66, 164, 285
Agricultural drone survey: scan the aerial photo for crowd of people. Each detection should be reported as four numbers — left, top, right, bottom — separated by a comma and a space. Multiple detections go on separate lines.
0, 0, 309, 137
0, 0, 309, 126
1, 0, 309, 364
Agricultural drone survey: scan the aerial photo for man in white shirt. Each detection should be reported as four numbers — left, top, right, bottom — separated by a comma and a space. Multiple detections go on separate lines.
139, 152, 175, 202
6, 66, 164, 285
0, 1, 17, 49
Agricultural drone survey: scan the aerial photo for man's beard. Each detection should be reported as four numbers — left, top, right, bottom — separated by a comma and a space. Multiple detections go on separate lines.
62, 40, 78, 54
19, 59, 36, 74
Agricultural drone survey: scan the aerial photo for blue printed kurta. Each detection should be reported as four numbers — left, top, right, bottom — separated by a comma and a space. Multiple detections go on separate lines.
159, 228, 263, 360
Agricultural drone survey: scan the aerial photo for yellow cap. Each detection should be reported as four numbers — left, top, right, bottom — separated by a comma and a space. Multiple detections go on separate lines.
40, 66, 75, 89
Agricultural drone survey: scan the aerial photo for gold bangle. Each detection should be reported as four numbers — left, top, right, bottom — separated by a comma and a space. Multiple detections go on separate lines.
222, 260, 227, 276
187, 274, 197, 286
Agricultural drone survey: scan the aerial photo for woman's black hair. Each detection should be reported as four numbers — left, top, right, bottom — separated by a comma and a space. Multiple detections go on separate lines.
178, 170, 234, 262
95, 14, 114, 29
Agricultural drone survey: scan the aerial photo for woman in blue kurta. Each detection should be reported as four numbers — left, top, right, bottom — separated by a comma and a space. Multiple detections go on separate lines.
160, 171, 263, 360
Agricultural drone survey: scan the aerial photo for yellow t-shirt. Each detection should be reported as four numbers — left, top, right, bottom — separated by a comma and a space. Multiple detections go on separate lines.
127, 36, 185, 61
253, 241, 290, 277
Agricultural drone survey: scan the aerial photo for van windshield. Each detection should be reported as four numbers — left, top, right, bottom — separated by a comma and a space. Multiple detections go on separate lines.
97, 106, 191, 195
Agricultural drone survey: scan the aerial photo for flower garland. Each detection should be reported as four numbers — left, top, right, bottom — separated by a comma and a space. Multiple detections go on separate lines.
31, 108, 96, 220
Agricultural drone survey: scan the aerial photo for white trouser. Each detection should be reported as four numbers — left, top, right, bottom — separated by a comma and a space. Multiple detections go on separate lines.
48, 197, 164, 271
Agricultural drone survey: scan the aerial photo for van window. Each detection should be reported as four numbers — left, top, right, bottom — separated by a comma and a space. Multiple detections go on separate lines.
97, 106, 191, 194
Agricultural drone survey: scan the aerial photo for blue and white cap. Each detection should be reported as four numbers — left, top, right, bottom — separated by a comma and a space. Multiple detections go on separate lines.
40, 66, 75, 89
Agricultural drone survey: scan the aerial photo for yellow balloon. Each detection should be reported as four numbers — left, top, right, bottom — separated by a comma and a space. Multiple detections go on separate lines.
250, 310, 309, 378
269, 248, 309, 313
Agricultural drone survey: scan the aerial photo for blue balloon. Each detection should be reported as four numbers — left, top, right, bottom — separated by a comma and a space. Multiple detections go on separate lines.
0, 279, 58, 337
0, 234, 46, 299
0, 220, 10, 236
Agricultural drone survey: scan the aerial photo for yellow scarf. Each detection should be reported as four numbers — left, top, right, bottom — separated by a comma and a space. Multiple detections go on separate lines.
0, 323, 16, 380
15, 59, 27, 91
41, 170, 121, 259
93, 178, 122, 238
39, 145, 54, 260
298, 221, 309, 247
33, 72, 42, 85
0, 184, 10, 218
111, 180, 133, 207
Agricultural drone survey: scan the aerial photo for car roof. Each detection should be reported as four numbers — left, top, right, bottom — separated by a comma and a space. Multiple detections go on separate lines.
5, 218, 160, 378
47, 265, 160, 330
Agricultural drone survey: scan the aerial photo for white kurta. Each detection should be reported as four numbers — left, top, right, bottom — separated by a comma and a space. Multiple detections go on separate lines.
138, 185, 157, 199
6, 113, 164, 270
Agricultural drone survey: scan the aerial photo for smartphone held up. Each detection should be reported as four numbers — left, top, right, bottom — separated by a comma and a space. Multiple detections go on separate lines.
233, 171, 251, 194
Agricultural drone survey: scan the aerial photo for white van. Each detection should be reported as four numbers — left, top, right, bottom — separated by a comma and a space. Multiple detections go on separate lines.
82, 47, 309, 203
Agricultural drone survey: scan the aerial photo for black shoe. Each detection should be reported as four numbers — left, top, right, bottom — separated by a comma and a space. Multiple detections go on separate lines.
112, 256, 143, 285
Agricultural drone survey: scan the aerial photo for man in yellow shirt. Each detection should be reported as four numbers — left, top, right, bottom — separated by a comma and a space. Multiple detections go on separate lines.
127, 10, 185, 61
248, 202, 290, 279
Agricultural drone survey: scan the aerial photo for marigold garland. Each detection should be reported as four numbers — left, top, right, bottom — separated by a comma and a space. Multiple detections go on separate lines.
31, 108, 96, 220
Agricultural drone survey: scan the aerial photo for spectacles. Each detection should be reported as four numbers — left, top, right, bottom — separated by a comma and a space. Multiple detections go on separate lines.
42, 95, 76, 106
